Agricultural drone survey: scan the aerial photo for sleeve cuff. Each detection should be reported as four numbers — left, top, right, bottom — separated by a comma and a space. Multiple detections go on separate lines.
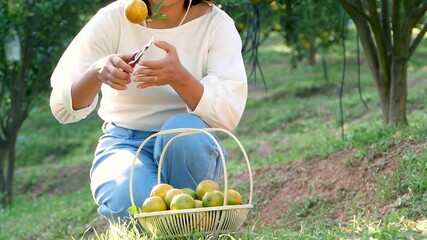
61, 81, 98, 120
187, 84, 215, 119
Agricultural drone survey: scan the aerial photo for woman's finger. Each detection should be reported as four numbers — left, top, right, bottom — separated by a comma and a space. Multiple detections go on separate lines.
109, 65, 132, 81
108, 80, 127, 90
114, 54, 134, 73
136, 75, 161, 88
154, 40, 177, 55
137, 59, 163, 70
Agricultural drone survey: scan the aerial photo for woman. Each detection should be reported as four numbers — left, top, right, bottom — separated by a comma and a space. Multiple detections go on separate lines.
49, 0, 247, 224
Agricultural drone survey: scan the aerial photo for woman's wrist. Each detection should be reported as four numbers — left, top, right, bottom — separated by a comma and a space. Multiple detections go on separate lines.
90, 61, 108, 86
70, 66, 104, 110
171, 68, 204, 110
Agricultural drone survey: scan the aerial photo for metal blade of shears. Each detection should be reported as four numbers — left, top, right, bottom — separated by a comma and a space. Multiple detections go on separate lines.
129, 36, 154, 67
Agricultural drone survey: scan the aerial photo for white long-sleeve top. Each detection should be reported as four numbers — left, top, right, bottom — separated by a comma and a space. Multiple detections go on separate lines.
50, 1, 247, 132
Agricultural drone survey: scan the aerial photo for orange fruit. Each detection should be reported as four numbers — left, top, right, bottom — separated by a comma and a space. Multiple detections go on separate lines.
170, 193, 196, 210
280, 4, 287, 11
303, 41, 311, 50
202, 190, 224, 207
196, 180, 221, 200
150, 183, 173, 200
181, 188, 197, 199
226, 189, 242, 205
270, 1, 279, 12
194, 199, 203, 208
141, 196, 167, 212
164, 188, 183, 208
124, 0, 148, 24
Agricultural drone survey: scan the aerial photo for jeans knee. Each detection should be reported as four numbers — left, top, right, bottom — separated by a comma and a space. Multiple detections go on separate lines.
161, 113, 208, 131
95, 181, 133, 223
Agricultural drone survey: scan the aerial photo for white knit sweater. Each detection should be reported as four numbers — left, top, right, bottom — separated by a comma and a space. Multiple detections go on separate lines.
50, 1, 247, 131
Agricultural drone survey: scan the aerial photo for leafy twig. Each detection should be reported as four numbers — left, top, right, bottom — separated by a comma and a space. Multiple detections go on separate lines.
150, 0, 167, 20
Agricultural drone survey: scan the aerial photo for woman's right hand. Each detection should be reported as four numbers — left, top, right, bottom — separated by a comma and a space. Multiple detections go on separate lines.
93, 54, 135, 90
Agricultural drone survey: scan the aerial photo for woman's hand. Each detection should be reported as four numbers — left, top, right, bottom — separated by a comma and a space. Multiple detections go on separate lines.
133, 41, 189, 88
93, 54, 134, 90
131, 40, 203, 110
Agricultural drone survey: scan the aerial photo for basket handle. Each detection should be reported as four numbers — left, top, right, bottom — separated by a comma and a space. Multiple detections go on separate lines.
129, 128, 253, 208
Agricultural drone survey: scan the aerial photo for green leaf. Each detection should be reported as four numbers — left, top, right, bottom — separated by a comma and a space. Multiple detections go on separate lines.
151, 13, 167, 20
152, 0, 164, 15
127, 205, 142, 215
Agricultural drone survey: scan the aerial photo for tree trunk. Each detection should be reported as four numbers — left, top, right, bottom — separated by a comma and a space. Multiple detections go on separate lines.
361, 46, 410, 125
308, 45, 317, 66
0, 141, 6, 204
0, 134, 18, 205
321, 56, 329, 83
6, 134, 17, 203
389, 58, 408, 125
353, 20, 391, 124
336, 0, 427, 126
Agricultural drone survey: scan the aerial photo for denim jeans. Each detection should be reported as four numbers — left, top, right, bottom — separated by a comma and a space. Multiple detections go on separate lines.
89, 113, 225, 223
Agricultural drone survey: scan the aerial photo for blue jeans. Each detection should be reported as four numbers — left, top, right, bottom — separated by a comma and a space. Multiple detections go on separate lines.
89, 113, 225, 223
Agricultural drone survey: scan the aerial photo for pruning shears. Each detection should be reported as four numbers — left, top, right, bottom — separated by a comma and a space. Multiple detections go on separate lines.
129, 36, 154, 68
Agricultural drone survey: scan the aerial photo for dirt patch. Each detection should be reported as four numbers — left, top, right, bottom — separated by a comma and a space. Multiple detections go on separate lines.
15, 161, 91, 197
249, 139, 425, 227
295, 83, 338, 98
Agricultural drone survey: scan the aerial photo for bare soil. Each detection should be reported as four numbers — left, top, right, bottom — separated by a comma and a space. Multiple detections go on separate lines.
250, 139, 426, 227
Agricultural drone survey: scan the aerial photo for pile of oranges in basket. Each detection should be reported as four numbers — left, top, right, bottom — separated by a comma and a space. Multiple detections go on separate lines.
142, 180, 242, 213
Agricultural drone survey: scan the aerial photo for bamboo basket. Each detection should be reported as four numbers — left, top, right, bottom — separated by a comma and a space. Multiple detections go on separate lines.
129, 128, 253, 239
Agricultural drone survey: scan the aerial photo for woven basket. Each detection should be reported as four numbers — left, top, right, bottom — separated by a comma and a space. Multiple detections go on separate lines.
129, 128, 253, 239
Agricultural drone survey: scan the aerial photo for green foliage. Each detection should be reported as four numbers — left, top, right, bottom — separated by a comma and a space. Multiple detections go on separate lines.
224, 0, 348, 67
276, 0, 348, 66
0, 0, 109, 93
0, 0, 110, 204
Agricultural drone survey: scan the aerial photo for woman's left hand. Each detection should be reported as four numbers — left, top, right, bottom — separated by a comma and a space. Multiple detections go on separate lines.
133, 41, 188, 88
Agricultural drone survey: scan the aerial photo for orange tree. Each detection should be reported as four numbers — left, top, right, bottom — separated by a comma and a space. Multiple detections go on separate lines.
222, 0, 348, 84
338, 0, 427, 125
220, 0, 273, 87
274, 0, 347, 67
225, 0, 427, 125
0, 0, 109, 205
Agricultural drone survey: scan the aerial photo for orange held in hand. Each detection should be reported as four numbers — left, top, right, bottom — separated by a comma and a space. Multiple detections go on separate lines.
124, 0, 148, 24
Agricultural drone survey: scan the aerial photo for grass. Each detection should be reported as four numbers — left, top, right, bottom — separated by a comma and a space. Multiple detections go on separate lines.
15, 95, 103, 167
0, 32, 426, 239
0, 184, 97, 240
